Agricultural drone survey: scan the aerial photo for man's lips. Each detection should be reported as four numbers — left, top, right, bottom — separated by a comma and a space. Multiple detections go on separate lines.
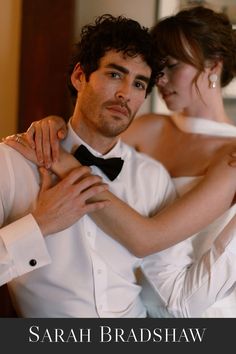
106, 105, 129, 117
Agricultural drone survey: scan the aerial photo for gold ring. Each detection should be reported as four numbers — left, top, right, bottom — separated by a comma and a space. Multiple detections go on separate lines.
15, 134, 22, 143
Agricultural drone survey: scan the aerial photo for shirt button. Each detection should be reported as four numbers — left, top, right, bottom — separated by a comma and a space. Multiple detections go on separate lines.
87, 232, 91, 237
29, 259, 37, 267
97, 269, 102, 274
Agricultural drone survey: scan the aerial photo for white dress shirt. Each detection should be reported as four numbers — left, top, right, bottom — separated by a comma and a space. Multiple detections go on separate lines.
141, 116, 236, 317
0, 122, 174, 317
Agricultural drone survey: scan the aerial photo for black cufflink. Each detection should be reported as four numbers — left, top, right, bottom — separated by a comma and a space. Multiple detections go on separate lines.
29, 259, 37, 267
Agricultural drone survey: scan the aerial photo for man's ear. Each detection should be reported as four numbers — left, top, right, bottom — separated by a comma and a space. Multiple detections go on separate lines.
71, 63, 85, 91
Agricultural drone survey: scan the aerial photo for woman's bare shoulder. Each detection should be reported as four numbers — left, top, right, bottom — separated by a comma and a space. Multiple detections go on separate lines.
135, 112, 170, 126
122, 113, 172, 145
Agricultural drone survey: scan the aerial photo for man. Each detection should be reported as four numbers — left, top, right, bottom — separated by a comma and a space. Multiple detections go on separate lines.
0, 14, 166, 317
2, 14, 236, 317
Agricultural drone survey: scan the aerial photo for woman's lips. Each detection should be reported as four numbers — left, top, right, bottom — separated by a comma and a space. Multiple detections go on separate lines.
161, 90, 175, 100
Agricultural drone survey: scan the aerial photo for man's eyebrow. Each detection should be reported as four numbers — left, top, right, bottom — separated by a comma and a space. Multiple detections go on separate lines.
105, 63, 150, 84
105, 63, 129, 74
136, 74, 150, 85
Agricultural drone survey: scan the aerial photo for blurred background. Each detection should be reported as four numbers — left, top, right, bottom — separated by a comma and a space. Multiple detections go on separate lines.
0, 0, 236, 140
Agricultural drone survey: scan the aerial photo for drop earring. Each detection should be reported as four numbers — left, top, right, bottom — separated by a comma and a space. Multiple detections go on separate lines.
209, 73, 218, 89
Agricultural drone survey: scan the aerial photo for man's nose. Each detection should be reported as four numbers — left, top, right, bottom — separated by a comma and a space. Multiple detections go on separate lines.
115, 83, 131, 102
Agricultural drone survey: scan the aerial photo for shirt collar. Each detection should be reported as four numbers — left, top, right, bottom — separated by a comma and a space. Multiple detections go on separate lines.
61, 120, 123, 158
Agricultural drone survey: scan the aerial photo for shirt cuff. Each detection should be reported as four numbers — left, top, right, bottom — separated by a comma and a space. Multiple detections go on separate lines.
214, 216, 236, 256
0, 214, 51, 277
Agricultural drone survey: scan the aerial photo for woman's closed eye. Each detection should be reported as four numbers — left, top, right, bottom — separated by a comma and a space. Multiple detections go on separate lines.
166, 62, 178, 69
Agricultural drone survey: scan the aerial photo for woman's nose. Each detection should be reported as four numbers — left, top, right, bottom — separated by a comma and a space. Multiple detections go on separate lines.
156, 71, 168, 87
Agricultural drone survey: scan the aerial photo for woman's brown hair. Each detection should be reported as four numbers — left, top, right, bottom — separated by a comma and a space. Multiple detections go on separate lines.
151, 6, 236, 87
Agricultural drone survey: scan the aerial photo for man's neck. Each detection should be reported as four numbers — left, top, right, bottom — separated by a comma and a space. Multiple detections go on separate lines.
70, 117, 119, 155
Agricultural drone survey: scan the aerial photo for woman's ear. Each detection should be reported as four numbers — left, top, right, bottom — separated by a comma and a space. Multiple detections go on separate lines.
71, 63, 85, 91
205, 59, 223, 75
205, 59, 223, 89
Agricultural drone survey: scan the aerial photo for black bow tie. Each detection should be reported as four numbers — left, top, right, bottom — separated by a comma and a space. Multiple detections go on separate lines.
74, 144, 124, 181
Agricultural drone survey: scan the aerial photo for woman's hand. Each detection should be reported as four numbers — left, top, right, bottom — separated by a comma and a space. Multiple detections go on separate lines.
198, 143, 236, 209
3, 130, 80, 179
3, 133, 39, 165
25, 115, 67, 168
206, 144, 236, 182
3, 116, 67, 168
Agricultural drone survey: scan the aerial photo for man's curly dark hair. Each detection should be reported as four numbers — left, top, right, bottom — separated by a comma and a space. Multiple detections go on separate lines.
67, 14, 159, 104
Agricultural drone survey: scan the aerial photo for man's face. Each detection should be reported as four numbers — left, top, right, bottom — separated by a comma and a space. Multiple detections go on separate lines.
74, 50, 151, 139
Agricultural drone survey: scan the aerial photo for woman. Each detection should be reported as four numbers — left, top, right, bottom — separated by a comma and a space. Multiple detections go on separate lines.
123, 4, 236, 239
123, 5, 236, 317
4, 6, 236, 317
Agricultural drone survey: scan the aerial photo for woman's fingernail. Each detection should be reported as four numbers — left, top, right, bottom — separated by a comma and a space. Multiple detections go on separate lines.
45, 162, 51, 169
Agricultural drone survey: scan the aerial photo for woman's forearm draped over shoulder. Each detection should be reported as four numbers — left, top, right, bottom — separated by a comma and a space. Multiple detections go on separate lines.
91, 171, 235, 257
53, 150, 236, 258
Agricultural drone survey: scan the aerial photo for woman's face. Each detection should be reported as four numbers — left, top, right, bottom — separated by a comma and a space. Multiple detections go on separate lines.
156, 56, 208, 112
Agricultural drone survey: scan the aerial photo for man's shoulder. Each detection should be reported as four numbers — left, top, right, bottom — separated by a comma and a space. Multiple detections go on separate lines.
121, 141, 169, 172
0, 142, 25, 160
0, 142, 15, 158
119, 142, 175, 213
0, 142, 36, 171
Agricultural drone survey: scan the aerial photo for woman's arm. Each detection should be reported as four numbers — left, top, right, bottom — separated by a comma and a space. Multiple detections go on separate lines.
4, 135, 236, 257
89, 149, 236, 257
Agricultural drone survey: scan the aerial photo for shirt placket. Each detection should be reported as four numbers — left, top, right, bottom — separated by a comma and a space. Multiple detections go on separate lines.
83, 215, 108, 317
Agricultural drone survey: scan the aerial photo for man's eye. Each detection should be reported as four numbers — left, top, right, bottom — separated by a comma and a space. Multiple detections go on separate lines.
109, 72, 121, 78
135, 81, 146, 90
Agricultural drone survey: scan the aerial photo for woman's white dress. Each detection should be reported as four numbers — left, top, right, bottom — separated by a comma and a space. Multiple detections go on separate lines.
172, 115, 236, 317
